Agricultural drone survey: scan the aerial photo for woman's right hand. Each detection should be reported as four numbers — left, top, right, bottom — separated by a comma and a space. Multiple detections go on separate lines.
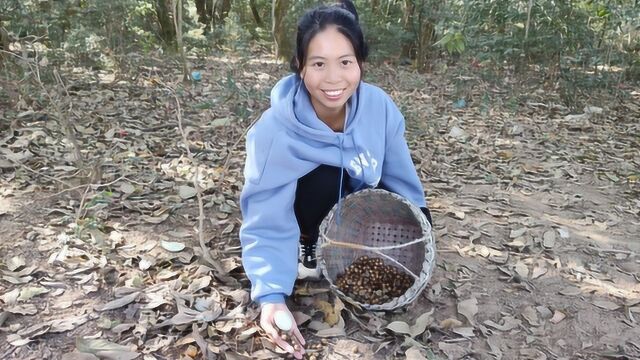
260, 303, 306, 359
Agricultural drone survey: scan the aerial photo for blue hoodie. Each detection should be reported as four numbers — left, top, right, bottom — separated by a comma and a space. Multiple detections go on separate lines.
239, 74, 427, 305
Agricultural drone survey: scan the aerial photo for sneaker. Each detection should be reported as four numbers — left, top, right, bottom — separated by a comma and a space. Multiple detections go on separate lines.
297, 237, 321, 280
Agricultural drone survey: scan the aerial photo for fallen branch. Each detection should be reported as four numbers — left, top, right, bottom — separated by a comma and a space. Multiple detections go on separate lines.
168, 88, 226, 276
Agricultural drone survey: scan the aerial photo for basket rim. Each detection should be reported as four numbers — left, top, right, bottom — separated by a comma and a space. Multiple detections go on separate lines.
316, 188, 436, 311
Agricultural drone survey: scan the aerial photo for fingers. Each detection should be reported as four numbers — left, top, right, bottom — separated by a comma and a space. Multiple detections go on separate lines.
262, 322, 294, 353
273, 334, 295, 354
259, 304, 305, 357
292, 326, 306, 346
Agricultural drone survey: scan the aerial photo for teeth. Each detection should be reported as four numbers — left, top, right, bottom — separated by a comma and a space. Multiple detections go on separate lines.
323, 89, 344, 96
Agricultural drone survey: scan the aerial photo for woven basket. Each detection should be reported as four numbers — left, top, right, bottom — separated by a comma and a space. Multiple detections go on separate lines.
317, 189, 436, 311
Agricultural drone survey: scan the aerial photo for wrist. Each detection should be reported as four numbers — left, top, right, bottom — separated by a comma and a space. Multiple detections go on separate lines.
257, 293, 286, 306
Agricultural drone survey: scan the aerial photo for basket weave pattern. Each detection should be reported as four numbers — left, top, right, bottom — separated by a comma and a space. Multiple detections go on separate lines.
317, 189, 436, 310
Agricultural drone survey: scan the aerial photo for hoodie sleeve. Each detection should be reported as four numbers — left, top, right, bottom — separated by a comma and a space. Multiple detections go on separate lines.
380, 97, 428, 210
239, 126, 300, 305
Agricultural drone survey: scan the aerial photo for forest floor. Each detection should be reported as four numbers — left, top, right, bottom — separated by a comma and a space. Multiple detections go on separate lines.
1, 53, 639, 360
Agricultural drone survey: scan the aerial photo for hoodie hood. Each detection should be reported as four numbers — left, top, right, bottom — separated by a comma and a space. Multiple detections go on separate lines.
269, 74, 360, 141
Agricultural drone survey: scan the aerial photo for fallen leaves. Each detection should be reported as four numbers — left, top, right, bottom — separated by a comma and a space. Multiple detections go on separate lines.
95, 291, 140, 312
457, 297, 478, 325
385, 309, 434, 338
75, 338, 139, 360
160, 240, 186, 252
1, 53, 639, 360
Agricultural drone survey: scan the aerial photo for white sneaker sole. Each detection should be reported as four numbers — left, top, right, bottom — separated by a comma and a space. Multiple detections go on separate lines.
297, 263, 322, 280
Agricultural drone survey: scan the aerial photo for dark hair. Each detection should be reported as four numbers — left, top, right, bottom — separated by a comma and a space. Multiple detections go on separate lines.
290, 0, 369, 74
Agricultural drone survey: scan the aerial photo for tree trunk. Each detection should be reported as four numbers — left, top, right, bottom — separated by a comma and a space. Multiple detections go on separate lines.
0, 26, 9, 66
416, 19, 435, 72
210, 0, 231, 27
401, 0, 416, 60
249, 0, 263, 27
172, 0, 189, 81
155, 0, 176, 48
195, 0, 209, 25
416, 1, 437, 72
272, 0, 291, 62
372, 0, 380, 14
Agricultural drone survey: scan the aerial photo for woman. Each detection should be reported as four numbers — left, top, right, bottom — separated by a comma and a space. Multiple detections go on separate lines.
239, 1, 432, 358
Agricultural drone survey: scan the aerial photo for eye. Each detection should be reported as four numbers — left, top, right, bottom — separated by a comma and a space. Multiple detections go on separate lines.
312, 62, 325, 68
341, 59, 353, 66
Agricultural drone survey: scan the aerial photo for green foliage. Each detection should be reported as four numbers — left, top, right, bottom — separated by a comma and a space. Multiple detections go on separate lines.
1, 0, 637, 103
434, 31, 465, 55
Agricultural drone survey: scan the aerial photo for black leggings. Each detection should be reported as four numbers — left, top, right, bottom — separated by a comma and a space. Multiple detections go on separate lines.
294, 165, 351, 243
293, 165, 432, 244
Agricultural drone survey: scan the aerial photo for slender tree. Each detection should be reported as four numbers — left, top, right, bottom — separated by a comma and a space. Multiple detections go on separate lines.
155, 0, 177, 48
272, 0, 291, 62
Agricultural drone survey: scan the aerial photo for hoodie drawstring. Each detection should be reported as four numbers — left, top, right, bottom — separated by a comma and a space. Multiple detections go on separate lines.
336, 136, 345, 226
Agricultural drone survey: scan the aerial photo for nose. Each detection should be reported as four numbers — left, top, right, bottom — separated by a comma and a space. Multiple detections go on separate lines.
325, 64, 341, 84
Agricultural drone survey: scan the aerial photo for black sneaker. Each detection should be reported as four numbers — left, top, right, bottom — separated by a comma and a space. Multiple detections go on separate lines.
297, 236, 321, 280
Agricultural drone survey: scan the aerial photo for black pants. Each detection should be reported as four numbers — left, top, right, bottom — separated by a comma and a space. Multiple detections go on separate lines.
293, 165, 432, 244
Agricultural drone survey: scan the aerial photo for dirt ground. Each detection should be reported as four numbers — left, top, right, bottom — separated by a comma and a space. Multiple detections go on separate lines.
1, 56, 639, 359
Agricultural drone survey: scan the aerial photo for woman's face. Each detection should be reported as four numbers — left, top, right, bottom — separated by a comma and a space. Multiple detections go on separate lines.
301, 26, 361, 121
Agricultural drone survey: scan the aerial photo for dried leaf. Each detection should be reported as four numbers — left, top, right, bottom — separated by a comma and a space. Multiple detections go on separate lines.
531, 264, 547, 279
95, 291, 140, 312
592, 300, 620, 311
1, 288, 20, 305
161, 240, 185, 252
6, 304, 38, 315
510, 228, 527, 238
452, 327, 475, 337
521, 306, 539, 326
536, 306, 553, 319
484, 316, 521, 331
7, 334, 32, 346
140, 213, 169, 224
188, 276, 211, 292
559, 286, 581, 296
542, 230, 556, 248
438, 342, 467, 359
178, 185, 197, 199
18, 286, 50, 301
2, 274, 33, 284
292, 311, 312, 326
386, 310, 433, 338
119, 183, 136, 195
515, 261, 529, 278
7, 256, 26, 271
61, 352, 100, 360
549, 310, 566, 324
439, 318, 463, 330
457, 297, 478, 325
76, 338, 138, 359
405, 346, 427, 360
138, 255, 156, 271
316, 315, 346, 338
557, 228, 570, 239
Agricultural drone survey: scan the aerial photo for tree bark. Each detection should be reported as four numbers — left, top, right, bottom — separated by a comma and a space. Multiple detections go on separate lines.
272, 0, 291, 62
155, 0, 176, 48
416, 1, 438, 72
172, 0, 189, 81
0, 26, 8, 66
372, 0, 380, 14
195, 0, 209, 25
401, 0, 416, 60
249, 0, 263, 27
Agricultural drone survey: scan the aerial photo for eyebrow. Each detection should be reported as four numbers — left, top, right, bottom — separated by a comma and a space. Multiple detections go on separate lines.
307, 54, 356, 61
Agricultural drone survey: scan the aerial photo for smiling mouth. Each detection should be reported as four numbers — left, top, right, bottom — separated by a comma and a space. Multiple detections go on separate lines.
322, 89, 345, 97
